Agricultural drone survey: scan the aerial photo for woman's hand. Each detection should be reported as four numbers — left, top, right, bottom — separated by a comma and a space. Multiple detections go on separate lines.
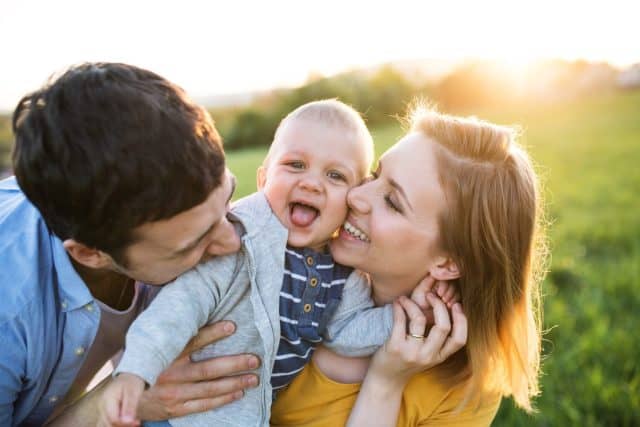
369, 293, 467, 386
411, 276, 461, 317
346, 294, 467, 427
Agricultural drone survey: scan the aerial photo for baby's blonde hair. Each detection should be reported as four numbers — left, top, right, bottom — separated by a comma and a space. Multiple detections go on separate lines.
264, 99, 374, 177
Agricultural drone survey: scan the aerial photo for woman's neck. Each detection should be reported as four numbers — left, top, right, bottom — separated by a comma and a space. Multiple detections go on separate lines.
369, 274, 413, 306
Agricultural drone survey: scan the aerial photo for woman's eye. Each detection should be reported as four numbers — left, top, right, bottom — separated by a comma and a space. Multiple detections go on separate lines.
384, 194, 401, 213
328, 171, 346, 181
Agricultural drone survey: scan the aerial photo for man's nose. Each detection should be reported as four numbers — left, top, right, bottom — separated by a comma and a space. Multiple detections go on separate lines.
205, 217, 241, 257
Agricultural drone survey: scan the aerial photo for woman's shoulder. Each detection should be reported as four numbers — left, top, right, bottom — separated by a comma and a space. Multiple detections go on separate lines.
400, 370, 501, 426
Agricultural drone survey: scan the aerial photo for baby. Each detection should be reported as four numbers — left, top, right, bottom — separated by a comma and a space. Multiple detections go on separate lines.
100, 100, 411, 426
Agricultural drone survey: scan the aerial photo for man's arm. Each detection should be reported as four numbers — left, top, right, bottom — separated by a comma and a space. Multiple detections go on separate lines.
0, 320, 25, 427
47, 321, 260, 426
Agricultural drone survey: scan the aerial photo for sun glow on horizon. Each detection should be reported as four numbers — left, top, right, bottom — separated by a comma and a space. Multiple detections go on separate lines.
0, 0, 636, 111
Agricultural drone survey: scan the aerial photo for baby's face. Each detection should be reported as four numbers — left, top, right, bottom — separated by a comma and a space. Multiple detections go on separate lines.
259, 119, 370, 252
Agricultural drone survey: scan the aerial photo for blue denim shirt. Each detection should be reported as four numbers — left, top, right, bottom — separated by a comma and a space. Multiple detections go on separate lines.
0, 176, 100, 426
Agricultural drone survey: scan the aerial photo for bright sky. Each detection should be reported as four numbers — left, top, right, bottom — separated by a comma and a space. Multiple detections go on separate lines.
0, 0, 636, 111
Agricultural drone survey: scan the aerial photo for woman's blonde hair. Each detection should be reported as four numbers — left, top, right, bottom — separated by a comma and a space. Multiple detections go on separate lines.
410, 106, 546, 411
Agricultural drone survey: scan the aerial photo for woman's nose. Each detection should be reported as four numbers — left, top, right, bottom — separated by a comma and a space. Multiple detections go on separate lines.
347, 183, 371, 213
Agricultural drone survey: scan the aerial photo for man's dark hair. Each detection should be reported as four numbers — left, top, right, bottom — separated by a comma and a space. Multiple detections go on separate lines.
12, 62, 225, 261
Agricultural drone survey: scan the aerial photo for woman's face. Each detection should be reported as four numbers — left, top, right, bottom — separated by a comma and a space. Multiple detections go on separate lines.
331, 132, 450, 297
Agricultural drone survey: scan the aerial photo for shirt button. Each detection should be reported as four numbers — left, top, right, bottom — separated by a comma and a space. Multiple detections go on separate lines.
61, 301, 68, 309
75, 347, 85, 356
309, 277, 318, 287
306, 256, 314, 266
48, 395, 59, 404
303, 303, 312, 313
85, 303, 94, 312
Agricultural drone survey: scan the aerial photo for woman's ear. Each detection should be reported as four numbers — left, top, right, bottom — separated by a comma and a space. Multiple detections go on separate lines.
429, 256, 460, 281
257, 165, 267, 190
63, 239, 113, 269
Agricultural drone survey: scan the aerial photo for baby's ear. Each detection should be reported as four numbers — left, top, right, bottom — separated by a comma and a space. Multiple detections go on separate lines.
429, 256, 460, 281
257, 166, 267, 190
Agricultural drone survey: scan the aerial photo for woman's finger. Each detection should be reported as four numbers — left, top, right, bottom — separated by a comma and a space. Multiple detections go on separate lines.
398, 296, 427, 339
439, 303, 468, 359
410, 276, 436, 310
390, 300, 408, 343
420, 293, 452, 361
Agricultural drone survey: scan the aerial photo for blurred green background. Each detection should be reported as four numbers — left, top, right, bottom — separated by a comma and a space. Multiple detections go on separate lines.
1, 60, 638, 426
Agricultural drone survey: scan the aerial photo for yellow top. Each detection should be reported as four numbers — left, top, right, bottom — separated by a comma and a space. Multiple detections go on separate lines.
271, 361, 501, 426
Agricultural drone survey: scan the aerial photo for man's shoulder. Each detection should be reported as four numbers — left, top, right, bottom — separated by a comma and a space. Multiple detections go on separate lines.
0, 176, 59, 322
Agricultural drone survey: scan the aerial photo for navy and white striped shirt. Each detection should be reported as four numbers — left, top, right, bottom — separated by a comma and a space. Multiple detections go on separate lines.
271, 246, 353, 393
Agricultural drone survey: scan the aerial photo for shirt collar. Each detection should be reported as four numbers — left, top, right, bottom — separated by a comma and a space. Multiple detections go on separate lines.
50, 234, 94, 312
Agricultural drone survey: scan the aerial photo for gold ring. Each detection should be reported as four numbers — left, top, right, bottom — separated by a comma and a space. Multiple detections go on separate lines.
408, 333, 425, 340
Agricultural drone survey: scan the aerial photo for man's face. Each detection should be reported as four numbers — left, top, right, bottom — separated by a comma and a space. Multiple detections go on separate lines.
111, 169, 240, 284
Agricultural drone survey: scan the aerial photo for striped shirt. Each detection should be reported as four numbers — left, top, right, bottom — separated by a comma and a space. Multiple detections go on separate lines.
271, 246, 353, 393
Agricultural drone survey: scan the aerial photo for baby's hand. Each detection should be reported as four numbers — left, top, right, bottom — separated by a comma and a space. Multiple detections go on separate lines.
434, 280, 461, 308
99, 373, 146, 427
410, 276, 461, 316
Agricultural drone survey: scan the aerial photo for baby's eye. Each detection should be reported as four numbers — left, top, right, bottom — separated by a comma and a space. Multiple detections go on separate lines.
286, 161, 305, 169
327, 171, 346, 182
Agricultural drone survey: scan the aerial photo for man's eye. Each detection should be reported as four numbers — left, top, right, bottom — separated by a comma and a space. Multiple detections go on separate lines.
328, 171, 346, 181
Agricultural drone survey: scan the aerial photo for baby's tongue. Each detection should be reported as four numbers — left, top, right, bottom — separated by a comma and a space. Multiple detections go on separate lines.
290, 203, 318, 227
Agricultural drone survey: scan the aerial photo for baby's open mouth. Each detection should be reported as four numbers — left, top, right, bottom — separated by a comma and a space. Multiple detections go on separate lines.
289, 202, 319, 227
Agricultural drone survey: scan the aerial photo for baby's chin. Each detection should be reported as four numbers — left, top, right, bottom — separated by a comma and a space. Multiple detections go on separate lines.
287, 233, 330, 253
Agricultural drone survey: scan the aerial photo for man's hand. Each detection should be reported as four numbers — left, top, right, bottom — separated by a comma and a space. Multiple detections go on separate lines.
136, 320, 260, 420
47, 320, 260, 426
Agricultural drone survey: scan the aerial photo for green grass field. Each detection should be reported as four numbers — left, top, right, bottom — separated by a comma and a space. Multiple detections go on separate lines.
227, 91, 640, 426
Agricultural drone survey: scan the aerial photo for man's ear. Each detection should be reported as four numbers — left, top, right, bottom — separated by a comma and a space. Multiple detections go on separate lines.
257, 165, 267, 190
63, 239, 113, 269
429, 256, 460, 281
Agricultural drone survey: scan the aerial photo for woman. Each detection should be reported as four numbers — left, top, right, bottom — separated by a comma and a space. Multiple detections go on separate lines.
270, 106, 545, 426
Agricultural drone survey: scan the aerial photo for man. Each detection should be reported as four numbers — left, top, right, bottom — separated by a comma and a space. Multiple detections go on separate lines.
0, 63, 259, 426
